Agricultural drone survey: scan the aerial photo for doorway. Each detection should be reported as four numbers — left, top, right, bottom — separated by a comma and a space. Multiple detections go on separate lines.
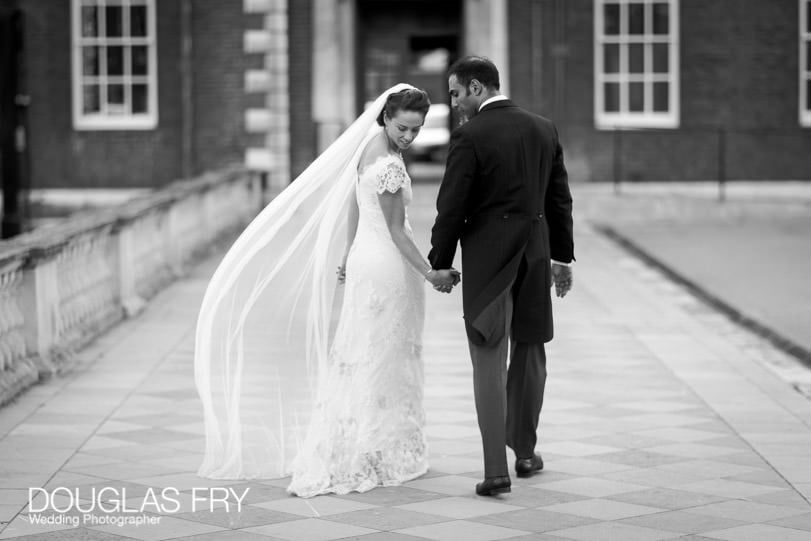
356, 0, 462, 110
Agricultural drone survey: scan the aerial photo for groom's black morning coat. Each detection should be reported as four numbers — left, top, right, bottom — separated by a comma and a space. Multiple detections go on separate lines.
429, 99, 574, 346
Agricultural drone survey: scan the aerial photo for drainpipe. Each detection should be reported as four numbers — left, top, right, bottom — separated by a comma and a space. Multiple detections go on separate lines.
180, 0, 193, 178
553, 0, 566, 115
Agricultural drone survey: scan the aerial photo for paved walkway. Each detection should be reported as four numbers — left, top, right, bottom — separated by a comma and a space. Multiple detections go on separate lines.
575, 181, 811, 365
1, 184, 811, 540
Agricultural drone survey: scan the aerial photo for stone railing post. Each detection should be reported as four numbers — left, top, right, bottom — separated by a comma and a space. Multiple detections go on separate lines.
165, 202, 186, 278
114, 225, 146, 318
18, 253, 60, 375
0, 255, 36, 399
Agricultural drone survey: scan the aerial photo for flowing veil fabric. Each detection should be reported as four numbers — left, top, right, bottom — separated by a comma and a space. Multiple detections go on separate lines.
195, 84, 415, 479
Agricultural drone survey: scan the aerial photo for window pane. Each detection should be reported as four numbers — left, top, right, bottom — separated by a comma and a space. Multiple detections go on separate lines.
132, 46, 148, 75
107, 84, 126, 113
82, 46, 100, 76
604, 44, 620, 73
130, 5, 148, 37
604, 82, 620, 112
81, 6, 99, 37
628, 3, 645, 34
107, 46, 124, 76
105, 5, 123, 37
629, 82, 644, 111
604, 3, 620, 35
653, 82, 669, 112
807, 80, 811, 111
653, 43, 669, 73
807, 1, 811, 33
83, 84, 101, 113
653, 3, 669, 34
629, 44, 644, 73
132, 84, 148, 113
807, 41, 811, 72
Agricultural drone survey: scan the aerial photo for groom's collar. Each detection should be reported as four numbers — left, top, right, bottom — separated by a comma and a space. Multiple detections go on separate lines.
478, 95, 509, 112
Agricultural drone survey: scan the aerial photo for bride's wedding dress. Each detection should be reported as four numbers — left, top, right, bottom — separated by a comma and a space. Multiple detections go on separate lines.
194, 84, 428, 488
287, 153, 428, 497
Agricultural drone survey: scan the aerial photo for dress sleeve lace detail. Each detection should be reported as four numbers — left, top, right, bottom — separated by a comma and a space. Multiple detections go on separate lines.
375, 159, 408, 194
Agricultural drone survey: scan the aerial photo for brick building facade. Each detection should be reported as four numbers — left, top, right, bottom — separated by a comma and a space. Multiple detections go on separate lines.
510, 0, 811, 181
296, 0, 811, 182
8, 0, 811, 188
15, 0, 287, 189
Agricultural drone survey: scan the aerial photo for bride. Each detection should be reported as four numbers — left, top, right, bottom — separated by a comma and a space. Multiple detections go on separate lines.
194, 84, 459, 497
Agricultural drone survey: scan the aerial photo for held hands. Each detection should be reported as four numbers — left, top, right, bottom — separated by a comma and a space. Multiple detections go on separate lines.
427, 268, 461, 294
338, 258, 461, 293
551, 263, 573, 298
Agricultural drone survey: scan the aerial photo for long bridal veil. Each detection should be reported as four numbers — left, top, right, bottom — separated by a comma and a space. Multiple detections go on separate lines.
195, 84, 415, 479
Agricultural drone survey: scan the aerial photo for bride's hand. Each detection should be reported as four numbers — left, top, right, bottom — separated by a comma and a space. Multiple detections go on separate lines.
337, 254, 348, 283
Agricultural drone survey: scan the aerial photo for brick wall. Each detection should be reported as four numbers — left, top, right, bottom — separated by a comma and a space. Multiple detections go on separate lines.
508, 0, 811, 181
24, 0, 183, 188
22, 0, 260, 188
191, 0, 259, 176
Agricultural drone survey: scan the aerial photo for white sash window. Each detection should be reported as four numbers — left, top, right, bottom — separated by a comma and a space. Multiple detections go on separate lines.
594, 0, 680, 129
71, 0, 158, 130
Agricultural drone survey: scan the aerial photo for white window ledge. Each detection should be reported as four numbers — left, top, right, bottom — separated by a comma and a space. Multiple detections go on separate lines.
73, 115, 158, 131
595, 114, 680, 130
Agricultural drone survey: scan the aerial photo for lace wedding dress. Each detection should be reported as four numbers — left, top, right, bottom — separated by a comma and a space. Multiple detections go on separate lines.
287, 153, 429, 497
196, 84, 423, 484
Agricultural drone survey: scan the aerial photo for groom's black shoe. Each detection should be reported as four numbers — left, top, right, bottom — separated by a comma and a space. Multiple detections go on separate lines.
475, 476, 511, 496
515, 453, 544, 478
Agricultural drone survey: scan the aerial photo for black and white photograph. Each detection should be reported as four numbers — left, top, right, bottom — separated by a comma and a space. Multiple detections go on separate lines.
1, 0, 810, 540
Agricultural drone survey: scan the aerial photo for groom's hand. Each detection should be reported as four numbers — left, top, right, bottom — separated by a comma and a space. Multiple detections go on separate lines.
428, 269, 459, 294
551, 263, 573, 298
434, 269, 461, 293
449, 268, 461, 286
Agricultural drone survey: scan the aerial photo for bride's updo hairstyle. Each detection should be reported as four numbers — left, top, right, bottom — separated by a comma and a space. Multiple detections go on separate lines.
376, 88, 431, 126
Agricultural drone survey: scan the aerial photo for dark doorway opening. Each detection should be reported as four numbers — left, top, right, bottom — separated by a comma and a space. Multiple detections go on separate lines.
357, 0, 462, 110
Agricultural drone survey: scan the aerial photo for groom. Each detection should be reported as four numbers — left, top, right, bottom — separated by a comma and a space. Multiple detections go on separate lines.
428, 56, 574, 496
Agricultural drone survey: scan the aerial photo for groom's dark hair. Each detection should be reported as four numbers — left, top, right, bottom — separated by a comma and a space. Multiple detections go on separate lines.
448, 56, 500, 91
377, 88, 431, 126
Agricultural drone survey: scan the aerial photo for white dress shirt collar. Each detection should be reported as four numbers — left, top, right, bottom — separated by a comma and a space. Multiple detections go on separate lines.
479, 95, 509, 111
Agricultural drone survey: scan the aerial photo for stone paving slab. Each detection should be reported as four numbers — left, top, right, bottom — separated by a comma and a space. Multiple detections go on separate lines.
0, 184, 810, 540
573, 181, 811, 371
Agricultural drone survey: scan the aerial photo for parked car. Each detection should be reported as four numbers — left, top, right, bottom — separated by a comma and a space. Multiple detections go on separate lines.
409, 103, 450, 162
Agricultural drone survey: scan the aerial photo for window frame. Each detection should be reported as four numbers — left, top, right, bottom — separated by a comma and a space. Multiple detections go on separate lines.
801, 0, 811, 126
71, 0, 159, 130
594, 0, 680, 129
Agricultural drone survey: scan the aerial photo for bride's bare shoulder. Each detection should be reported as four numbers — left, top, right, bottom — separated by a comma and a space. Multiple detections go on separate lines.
358, 133, 389, 172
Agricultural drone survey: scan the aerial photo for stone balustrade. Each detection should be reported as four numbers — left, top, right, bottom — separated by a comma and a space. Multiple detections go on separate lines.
0, 166, 267, 406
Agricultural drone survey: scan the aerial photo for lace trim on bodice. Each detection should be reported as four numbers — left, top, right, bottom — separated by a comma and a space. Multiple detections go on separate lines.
359, 154, 409, 194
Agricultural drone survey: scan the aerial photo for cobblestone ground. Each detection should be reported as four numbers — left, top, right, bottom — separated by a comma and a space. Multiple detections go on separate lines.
1, 183, 810, 540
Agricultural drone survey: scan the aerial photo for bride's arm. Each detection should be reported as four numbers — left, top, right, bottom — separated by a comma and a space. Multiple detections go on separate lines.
340, 136, 384, 282
346, 189, 359, 249
341, 190, 359, 273
378, 191, 455, 287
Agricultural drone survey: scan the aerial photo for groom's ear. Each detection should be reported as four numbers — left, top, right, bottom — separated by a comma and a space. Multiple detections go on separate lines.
468, 79, 483, 96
